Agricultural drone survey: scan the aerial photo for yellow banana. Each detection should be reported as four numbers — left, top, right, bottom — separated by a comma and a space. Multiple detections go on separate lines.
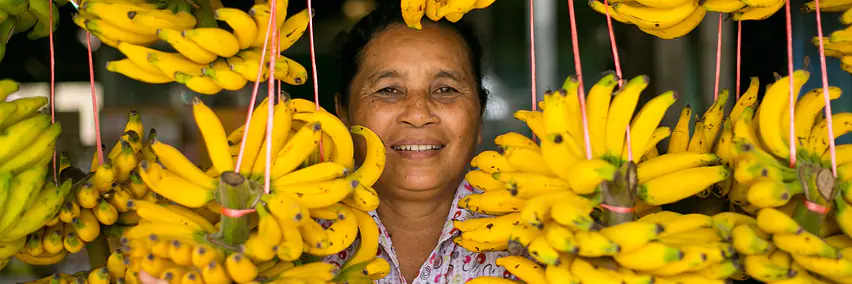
270, 121, 322, 179
155, 28, 217, 64
733, 0, 786, 20
278, 8, 311, 52
215, 8, 258, 49
638, 165, 730, 205
138, 161, 215, 208
605, 75, 649, 156
182, 28, 240, 58
293, 111, 355, 169
639, 7, 706, 39
274, 56, 309, 86
106, 59, 174, 84
402, 0, 427, 29
203, 59, 248, 91
193, 97, 234, 172
613, 0, 699, 30
623, 91, 678, 160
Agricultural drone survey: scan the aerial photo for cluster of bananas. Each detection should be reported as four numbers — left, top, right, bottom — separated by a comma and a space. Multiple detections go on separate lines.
109, 97, 390, 283
73, 0, 311, 95
807, 0, 852, 74
469, 210, 754, 284
0, 80, 65, 269
400, 0, 496, 29
10, 109, 162, 271
0, 0, 62, 63
588, 0, 787, 40
455, 73, 735, 283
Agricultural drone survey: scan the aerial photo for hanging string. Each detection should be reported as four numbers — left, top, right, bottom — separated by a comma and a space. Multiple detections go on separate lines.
602, 0, 623, 86
783, 0, 797, 168
566, 0, 593, 160
812, 0, 839, 177
529, 0, 537, 113
86, 35, 104, 166
234, 1, 278, 173
307, 0, 324, 162
49, 0, 57, 183
713, 13, 723, 101
735, 21, 742, 100
263, 0, 279, 195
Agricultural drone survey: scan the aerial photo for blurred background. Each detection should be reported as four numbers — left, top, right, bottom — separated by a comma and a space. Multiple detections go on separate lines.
1, 0, 851, 280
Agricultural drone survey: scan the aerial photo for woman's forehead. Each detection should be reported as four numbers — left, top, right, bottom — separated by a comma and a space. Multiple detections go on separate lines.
357, 25, 473, 78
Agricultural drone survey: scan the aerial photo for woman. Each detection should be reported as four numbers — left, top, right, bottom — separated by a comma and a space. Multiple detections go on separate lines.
328, 4, 508, 283
143, 4, 507, 284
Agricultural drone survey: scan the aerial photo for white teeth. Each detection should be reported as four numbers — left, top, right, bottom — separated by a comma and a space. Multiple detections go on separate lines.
392, 144, 443, 151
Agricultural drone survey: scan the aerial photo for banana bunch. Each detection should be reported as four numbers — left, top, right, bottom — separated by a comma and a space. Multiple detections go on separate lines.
123, 97, 390, 283
808, 0, 852, 75
9, 109, 163, 270
401, 0, 496, 29
74, 0, 312, 95
465, 210, 751, 283
0, 0, 64, 64
0, 88, 68, 268
588, 0, 706, 40
589, 0, 788, 40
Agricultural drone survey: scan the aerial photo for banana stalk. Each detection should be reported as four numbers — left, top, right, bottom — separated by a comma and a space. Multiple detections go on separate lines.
212, 172, 258, 247
85, 234, 110, 268
601, 162, 638, 226
193, 0, 218, 28
792, 164, 837, 235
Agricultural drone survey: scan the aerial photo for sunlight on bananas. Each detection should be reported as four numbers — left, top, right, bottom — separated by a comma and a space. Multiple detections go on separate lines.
118, 97, 390, 283
0, 84, 67, 268
72, 0, 312, 95
401, 0, 496, 29
588, 0, 787, 40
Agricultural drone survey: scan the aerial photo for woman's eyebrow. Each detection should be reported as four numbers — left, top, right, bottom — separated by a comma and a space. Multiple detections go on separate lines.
433, 70, 461, 81
367, 70, 401, 83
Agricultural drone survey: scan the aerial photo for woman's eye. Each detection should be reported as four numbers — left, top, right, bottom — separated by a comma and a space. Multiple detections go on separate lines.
377, 87, 400, 94
436, 87, 458, 94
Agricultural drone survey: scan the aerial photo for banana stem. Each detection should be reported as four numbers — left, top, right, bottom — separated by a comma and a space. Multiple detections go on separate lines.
192, 0, 217, 28
85, 234, 109, 269
214, 172, 256, 247
793, 199, 823, 235
601, 162, 637, 226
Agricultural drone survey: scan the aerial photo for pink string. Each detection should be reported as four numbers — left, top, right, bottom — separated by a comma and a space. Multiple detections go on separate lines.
812, 0, 839, 177
713, 13, 722, 101
735, 21, 742, 100
602, 0, 623, 87
601, 0, 628, 161
784, 0, 797, 168
49, 0, 56, 183
86, 34, 104, 166
234, 2, 277, 173
566, 0, 592, 160
529, 0, 537, 113
263, 0, 279, 195
307, 1, 324, 162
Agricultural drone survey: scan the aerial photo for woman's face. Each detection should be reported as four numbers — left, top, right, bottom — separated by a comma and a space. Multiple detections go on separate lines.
338, 23, 483, 198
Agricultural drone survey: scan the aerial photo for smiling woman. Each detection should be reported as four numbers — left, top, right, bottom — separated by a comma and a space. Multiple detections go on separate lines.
327, 3, 509, 284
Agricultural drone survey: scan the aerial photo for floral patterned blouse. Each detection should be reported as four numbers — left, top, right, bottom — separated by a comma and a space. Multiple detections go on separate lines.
321, 179, 511, 283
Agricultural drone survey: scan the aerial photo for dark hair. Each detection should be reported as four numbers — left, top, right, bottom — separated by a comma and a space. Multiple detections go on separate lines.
333, 4, 488, 113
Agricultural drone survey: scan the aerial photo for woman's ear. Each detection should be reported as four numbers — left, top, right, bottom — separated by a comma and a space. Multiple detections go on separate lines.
334, 93, 351, 127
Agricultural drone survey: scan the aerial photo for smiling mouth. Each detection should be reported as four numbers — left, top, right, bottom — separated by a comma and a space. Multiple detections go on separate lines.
391, 144, 445, 151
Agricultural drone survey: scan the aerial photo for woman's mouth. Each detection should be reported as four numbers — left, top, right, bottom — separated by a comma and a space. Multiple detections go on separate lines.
391, 144, 445, 151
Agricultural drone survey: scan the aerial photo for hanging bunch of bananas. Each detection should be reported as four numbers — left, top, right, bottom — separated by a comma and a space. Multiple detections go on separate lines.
587, 0, 706, 40
119, 97, 390, 283
0, 81, 66, 269
72, 0, 311, 95
588, 0, 788, 40
807, 0, 852, 74
400, 0, 496, 29
711, 68, 852, 282
0, 0, 65, 63
9, 110, 160, 271
457, 73, 737, 283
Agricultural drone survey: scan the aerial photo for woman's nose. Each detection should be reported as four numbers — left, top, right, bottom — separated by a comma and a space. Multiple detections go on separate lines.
397, 92, 439, 128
